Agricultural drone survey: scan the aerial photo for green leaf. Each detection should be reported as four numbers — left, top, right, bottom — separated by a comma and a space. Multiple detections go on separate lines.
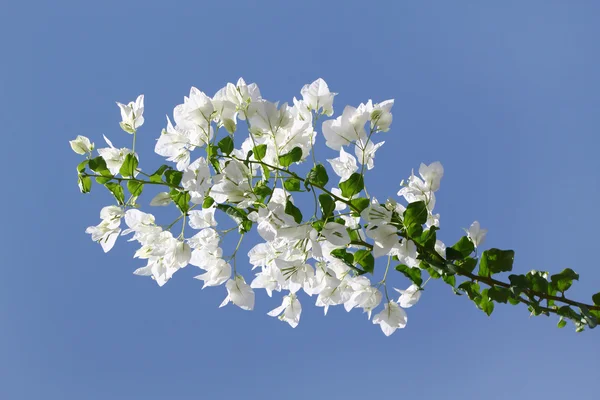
479, 249, 514, 276
446, 236, 474, 261
307, 164, 329, 187
105, 182, 125, 205
455, 257, 478, 274
278, 147, 302, 167
78, 175, 92, 193
203, 196, 215, 208
395, 265, 423, 287
311, 220, 324, 232
349, 197, 370, 214
127, 180, 144, 197
89, 156, 111, 176
253, 182, 272, 199
478, 289, 494, 316
526, 270, 549, 294
77, 159, 89, 173
318, 194, 335, 220
593, 292, 600, 306
403, 201, 427, 238
354, 250, 374, 274
284, 199, 303, 224
550, 268, 579, 293
170, 189, 191, 214
216, 204, 252, 233
119, 153, 138, 178
253, 144, 267, 161
149, 165, 171, 183
458, 281, 481, 301
218, 136, 234, 155
557, 318, 567, 329
418, 227, 438, 250
488, 286, 510, 304
339, 173, 364, 198
164, 170, 183, 187
580, 305, 598, 329
508, 274, 528, 296
442, 274, 456, 287
206, 144, 218, 159
284, 178, 302, 192
330, 249, 359, 272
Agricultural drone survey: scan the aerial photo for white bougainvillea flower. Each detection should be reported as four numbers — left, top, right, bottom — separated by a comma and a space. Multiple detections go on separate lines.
251, 265, 284, 297
322, 105, 370, 150
188, 207, 217, 229
322, 222, 351, 247
390, 239, 419, 268
418, 161, 444, 193
117, 94, 144, 134
220, 276, 255, 311
369, 99, 394, 132
327, 147, 358, 181
365, 224, 398, 258
394, 284, 422, 308
194, 258, 231, 288
85, 205, 123, 252
355, 139, 384, 170
149, 192, 172, 206
69, 135, 94, 155
97, 135, 134, 175
466, 221, 487, 248
300, 78, 336, 116
372, 301, 408, 336
155, 117, 193, 171
268, 293, 302, 328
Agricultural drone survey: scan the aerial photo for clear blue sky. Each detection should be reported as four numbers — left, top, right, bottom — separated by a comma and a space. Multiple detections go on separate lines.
2, 1, 599, 399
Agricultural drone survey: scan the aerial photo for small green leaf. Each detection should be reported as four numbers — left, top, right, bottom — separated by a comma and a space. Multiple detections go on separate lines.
216, 204, 252, 233
349, 197, 370, 214
253, 182, 272, 199
127, 181, 144, 197
456, 257, 478, 274
284, 178, 302, 192
593, 292, 600, 306
339, 173, 364, 198
203, 196, 215, 208
550, 268, 579, 293
447, 236, 475, 261
77, 159, 89, 173
78, 175, 92, 193
508, 274, 528, 296
149, 165, 171, 183
354, 250, 374, 274
89, 156, 111, 176
458, 281, 481, 301
580, 305, 598, 329
284, 199, 303, 224
488, 286, 510, 304
278, 147, 303, 167
119, 153, 138, 178
105, 182, 125, 205
479, 249, 514, 276
165, 170, 183, 187
253, 144, 267, 161
170, 189, 191, 214
478, 289, 494, 316
330, 249, 358, 271
307, 164, 329, 187
218, 136, 234, 155
318, 194, 335, 220
395, 265, 423, 287
403, 201, 427, 238
418, 227, 438, 250
526, 270, 549, 294
557, 318, 567, 328
442, 274, 456, 287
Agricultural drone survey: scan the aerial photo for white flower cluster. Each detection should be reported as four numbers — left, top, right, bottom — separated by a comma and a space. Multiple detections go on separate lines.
71, 78, 487, 336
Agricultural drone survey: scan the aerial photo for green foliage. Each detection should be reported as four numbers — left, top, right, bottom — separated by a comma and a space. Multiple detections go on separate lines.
478, 289, 494, 316
278, 147, 302, 167
170, 189, 191, 213
127, 180, 144, 197
395, 265, 423, 287
284, 178, 302, 192
318, 194, 335, 221
284, 199, 303, 224
78, 175, 92, 193
105, 182, 125, 205
478, 249, 514, 277
455, 257, 478, 274
353, 250, 375, 274
349, 197, 370, 214
253, 182, 272, 199
339, 173, 364, 198
526, 270, 549, 294
458, 281, 481, 302
330, 248, 355, 270
446, 236, 474, 261
216, 204, 253, 233
89, 156, 111, 176
306, 164, 329, 187
202, 196, 215, 208
403, 201, 427, 238
593, 293, 600, 306
217, 136, 234, 155
488, 286, 510, 304
417, 227, 438, 250
550, 268, 579, 293
119, 154, 138, 178
164, 170, 183, 187
253, 144, 267, 161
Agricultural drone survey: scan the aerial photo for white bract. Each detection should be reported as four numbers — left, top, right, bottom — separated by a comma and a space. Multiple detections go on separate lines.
73, 77, 481, 336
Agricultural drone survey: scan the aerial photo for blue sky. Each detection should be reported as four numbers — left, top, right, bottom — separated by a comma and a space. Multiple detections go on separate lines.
2, 1, 600, 399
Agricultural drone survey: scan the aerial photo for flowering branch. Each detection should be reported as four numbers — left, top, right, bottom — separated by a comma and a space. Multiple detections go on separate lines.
70, 78, 600, 335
